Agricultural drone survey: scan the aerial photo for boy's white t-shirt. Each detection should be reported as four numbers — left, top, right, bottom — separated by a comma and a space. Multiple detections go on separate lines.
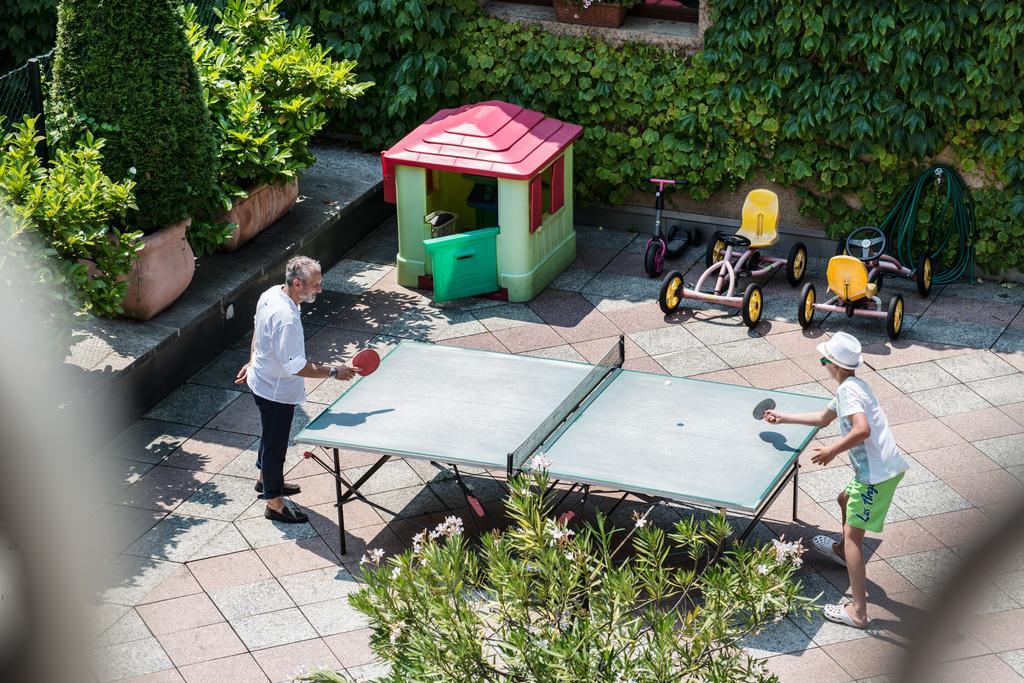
828, 376, 908, 485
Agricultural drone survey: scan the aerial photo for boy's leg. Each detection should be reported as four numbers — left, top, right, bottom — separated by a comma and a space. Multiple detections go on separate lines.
835, 489, 849, 560
843, 523, 868, 626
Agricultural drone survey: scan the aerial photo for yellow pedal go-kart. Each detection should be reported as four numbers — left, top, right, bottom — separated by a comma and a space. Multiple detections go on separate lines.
798, 242, 906, 339
659, 189, 807, 328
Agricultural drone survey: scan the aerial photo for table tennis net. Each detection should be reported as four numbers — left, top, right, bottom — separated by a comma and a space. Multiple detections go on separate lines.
507, 335, 624, 473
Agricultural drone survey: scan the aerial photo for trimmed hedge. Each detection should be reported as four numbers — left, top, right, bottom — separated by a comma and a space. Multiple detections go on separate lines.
48, 0, 219, 233
284, 0, 1024, 276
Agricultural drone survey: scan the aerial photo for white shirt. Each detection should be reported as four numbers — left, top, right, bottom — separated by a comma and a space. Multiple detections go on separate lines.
828, 376, 908, 485
247, 286, 307, 405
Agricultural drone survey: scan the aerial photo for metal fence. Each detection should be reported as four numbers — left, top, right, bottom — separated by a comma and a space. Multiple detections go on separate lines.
0, 0, 224, 135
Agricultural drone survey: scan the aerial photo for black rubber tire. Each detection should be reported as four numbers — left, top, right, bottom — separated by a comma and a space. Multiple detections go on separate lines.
917, 254, 933, 297
887, 294, 905, 339
798, 282, 816, 329
705, 232, 726, 268
659, 270, 685, 314
741, 282, 764, 328
835, 234, 848, 256
644, 241, 661, 278
786, 242, 808, 286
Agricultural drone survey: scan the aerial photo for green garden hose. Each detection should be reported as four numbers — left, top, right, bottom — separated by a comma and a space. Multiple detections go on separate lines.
877, 164, 976, 284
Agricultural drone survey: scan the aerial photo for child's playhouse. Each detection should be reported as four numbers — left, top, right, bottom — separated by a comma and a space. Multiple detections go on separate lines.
381, 101, 583, 302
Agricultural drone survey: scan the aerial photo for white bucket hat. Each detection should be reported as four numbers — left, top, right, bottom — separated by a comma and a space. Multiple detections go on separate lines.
816, 331, 864, 370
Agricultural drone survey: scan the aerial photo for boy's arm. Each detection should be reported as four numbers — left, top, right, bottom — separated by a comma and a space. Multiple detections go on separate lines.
811, 412, 870, 465
765, 407, 836, 427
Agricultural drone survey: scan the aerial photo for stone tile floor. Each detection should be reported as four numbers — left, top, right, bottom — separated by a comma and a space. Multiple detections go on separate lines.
90, 220, 1024, 682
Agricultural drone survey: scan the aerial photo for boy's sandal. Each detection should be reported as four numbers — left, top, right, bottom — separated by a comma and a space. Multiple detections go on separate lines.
811, 534, 847, 567
823, 603, 867, 629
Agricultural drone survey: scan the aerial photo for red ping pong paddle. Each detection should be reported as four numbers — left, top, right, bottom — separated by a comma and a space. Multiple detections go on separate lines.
351, 349, 380, 376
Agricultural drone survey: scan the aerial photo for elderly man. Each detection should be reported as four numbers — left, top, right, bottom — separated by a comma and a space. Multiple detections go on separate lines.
235, 255, 356, 523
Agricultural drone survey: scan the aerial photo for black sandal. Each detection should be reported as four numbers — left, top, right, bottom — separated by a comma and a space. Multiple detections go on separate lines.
264, 504, 308, 524
255, 481, 301, 496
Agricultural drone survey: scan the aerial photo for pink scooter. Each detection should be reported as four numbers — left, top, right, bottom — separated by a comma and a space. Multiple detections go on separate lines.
643, 178, 701, 277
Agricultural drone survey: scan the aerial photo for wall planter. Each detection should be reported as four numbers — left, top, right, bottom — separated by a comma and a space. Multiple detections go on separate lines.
120, 218, 195, 321
217, 179, 300, 253
552, 1, 628, 28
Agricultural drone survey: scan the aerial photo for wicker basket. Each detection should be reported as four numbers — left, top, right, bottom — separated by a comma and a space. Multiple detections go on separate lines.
552, 0, 628, 28
425, 210, 459, 238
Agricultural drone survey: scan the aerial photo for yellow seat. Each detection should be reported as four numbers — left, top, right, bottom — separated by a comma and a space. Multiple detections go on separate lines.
736, 189, 780, 248
827, 255, 877, 301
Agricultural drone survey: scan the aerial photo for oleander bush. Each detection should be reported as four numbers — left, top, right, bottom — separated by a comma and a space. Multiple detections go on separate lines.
302, 470, 814, 682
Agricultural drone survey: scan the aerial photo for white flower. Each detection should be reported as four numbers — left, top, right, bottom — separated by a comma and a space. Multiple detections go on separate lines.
527, 452, 553, 471
360, 547, 385, 566
128, 166, 137, 175
771, 537, 806, 567
412, 531, 427, 552
391, 566, 401, 579
632, 511, 648, 529
565, 551, 576, 562
756, 564, 770, 576
389, 620, 405, 644
547, 522, 574, 546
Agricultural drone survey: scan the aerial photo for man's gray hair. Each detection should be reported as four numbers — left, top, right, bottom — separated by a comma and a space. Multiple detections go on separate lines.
285, 255, 321, 286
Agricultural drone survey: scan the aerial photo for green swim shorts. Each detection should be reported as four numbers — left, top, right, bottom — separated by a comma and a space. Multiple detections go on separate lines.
845, 472, 905, 533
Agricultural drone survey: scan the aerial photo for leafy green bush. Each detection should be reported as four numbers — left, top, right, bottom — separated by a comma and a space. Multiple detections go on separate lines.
284, 0, 1024, 276
302, 471, 812, 682
0, 116, 142, 317
182, 0, 372, 255
48, 0, 219, 233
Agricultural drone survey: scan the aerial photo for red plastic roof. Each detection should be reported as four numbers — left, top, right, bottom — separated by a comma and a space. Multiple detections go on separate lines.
381, 101, 583, 201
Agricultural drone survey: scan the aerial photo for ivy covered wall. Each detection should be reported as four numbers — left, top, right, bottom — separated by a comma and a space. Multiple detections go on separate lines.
284, 0, 1024, 275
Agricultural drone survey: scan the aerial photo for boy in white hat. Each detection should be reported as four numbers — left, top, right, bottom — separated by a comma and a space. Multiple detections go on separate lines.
764, 331, 908, 629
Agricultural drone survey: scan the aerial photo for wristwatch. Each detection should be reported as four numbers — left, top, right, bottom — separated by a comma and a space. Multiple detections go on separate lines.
329, 367, 338, 379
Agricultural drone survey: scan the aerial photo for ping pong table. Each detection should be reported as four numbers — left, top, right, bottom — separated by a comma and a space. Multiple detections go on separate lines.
295, 336, 829, 554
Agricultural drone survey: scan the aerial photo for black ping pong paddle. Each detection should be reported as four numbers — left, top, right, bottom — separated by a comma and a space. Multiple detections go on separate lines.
753, 398, 776, 420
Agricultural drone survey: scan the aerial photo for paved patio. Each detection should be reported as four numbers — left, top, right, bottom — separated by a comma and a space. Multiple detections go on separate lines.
91, 219, 1024, 682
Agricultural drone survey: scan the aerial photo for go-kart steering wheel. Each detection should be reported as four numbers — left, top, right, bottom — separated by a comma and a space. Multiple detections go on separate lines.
717, 233, 751, 249
845, 226, 886, 262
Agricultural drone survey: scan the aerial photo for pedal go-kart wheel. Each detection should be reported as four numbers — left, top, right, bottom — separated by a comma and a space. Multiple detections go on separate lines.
741, 283, 763, 328
887, 294, 905, 339
917, 254, 933, 297
659, 270, 685, 314
705, 232, 726, 268
787, 242, 808, 286
644, 240, 663, 278
798, 282, 816, 329
835, 233, 848, 256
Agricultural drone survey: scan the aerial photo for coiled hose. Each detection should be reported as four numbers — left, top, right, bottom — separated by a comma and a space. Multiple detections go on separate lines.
877, 164, 976, 284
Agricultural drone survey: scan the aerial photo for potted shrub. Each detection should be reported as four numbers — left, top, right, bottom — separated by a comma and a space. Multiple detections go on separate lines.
301, 470, 814, 682
48, 0, 220, 320
0, 116, 142, 321
553, 0, 640, 28
184, 0, 373, 255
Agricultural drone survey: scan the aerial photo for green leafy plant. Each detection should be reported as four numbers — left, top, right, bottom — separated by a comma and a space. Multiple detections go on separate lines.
301, 470, 813, 682
0, 116, 142, 317
283, 1, 1024, 277
47, 0, 219, 233
182, 0, 372, 255
0, 1, 57, 72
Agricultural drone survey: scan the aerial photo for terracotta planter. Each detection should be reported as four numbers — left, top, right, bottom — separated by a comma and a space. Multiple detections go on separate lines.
119, 218, 195, 321
553, 0, 628, 28
217, 179, 299, 253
